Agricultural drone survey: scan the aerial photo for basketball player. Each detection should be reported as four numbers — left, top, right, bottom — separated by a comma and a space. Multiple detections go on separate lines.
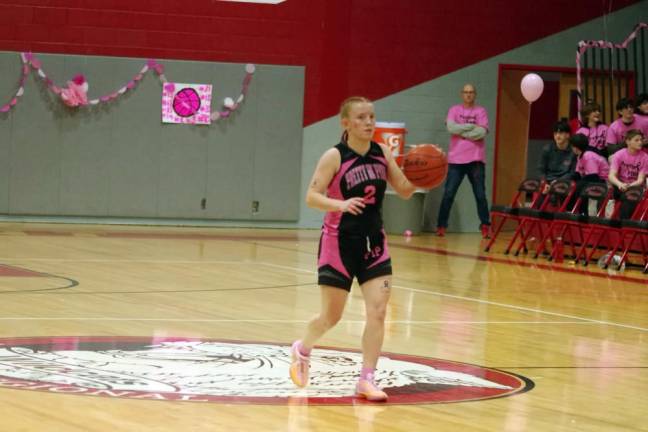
289, 97, 436, 402
436, 84, 491, 238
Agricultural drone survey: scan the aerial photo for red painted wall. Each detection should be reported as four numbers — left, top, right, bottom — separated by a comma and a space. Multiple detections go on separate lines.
0, 0, 639, 125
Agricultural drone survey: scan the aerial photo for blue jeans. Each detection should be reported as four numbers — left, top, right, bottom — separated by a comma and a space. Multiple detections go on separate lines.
437, 162, 490, 228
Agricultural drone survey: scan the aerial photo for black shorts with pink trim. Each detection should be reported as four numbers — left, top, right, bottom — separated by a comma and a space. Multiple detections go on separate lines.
317, 230, 392, 291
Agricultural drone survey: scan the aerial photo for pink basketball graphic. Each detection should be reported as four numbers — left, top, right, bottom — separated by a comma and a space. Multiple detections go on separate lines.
173, 88, 201, 117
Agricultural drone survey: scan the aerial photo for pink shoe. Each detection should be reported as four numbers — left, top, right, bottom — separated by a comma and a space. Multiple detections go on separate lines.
289, 340, 310, 388
356, 375, 388, 402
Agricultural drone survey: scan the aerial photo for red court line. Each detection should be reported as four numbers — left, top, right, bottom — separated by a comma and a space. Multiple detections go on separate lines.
0, 264, 46, 277
389, 243, 647, 285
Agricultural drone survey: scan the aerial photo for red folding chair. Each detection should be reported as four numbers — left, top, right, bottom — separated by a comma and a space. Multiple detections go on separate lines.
606, 192, 648, 272
484, 178, 543, 253
575, 186, 645, 266
508, 179, 576, 256
533, 182, 610, 261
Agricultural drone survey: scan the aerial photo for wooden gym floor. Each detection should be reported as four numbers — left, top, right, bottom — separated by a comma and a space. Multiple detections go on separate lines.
0, 222, 646, 431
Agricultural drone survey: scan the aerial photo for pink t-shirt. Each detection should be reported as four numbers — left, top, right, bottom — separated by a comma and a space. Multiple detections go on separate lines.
575, 124, 608, 150
610, 148, 648, 183
606, 114, 648, 145
446, 104, 489, 164
576, 151, 609, 180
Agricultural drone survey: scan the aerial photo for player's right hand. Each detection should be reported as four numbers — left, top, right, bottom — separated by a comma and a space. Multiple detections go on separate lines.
339, 197, 365, 215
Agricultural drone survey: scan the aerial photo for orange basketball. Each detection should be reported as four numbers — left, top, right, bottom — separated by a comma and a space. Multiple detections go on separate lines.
403, 144, 448, 189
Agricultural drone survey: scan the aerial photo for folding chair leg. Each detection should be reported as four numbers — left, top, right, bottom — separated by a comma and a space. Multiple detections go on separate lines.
603, 236, 621, 269
616, 232, 635, 271
484, 215, 506, 252
576, 229, 596, 265
585, 229, 605, 265
533, 222, 555, 259
514, 221, 535, 256
565, 225, 578, 259
504, 219, 526, 255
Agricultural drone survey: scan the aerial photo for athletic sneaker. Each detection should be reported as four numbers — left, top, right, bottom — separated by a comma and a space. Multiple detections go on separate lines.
480, 224, 491, 239
356, 374, 388, 402
436, 227, 446, 237
289, 340, 310, 388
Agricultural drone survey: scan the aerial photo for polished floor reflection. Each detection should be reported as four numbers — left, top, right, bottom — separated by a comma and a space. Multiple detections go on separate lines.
0, 223, 646, 431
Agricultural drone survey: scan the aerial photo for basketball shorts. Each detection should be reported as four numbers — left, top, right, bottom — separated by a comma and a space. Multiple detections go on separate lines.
317, 230, 392, 291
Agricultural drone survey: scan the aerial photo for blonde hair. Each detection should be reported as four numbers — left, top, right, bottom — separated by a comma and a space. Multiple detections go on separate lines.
339, 96, 372, 119
339, 96, 372, 142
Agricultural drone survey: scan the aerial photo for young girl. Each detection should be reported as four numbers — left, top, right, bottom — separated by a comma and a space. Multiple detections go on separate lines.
289, 96, 434, 402
575, 101, 609, 157
608, 129, 648, 218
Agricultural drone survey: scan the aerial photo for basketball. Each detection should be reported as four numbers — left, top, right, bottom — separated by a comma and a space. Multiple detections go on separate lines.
403, 144, 448, 189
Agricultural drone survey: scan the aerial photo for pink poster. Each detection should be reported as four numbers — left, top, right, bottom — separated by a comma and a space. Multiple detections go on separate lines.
161, 83, 212, 125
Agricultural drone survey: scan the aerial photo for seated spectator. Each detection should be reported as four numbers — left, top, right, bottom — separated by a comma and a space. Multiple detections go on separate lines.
608, 129, 648, 218
607, 98, 648, 155
635, 93, 648, 116
576, 101, 608, 157
538, 120, 576, 194
570, 133, 609, 213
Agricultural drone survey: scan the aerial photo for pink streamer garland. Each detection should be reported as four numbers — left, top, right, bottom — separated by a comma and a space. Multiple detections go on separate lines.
1, 53, 255, 123
576, 22, 647, 119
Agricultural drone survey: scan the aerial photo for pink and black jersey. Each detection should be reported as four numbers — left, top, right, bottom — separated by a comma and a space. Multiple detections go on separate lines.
323, 142, 388, 236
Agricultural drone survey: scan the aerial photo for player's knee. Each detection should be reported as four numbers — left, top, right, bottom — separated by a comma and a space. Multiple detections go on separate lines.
322, 310, 343, 328
366, 303, 387, 322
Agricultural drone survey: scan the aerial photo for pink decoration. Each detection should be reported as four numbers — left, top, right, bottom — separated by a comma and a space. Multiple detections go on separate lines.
71, 74, 86, 86
576, 23, 647, 119
2, 52, 255, 120
520, 73, 544, 103
164, 83, 176, 93
404, 229, 412, 237
60, 75, 89, 107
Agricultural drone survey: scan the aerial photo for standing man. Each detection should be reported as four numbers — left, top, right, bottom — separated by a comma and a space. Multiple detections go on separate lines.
436, 83, 491, 238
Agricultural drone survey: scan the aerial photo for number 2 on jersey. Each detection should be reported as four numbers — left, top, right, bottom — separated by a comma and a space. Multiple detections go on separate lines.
363, 185, 376, 204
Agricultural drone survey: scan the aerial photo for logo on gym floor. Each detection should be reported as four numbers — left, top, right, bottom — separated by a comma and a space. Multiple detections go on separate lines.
0, 337, 532, 404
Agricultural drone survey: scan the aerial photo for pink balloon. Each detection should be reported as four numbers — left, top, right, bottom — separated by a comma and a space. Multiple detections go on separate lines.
520, 73, 544, 103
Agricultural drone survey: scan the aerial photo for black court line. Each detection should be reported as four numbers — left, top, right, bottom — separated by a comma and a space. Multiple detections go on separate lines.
0, 263, 79, 294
